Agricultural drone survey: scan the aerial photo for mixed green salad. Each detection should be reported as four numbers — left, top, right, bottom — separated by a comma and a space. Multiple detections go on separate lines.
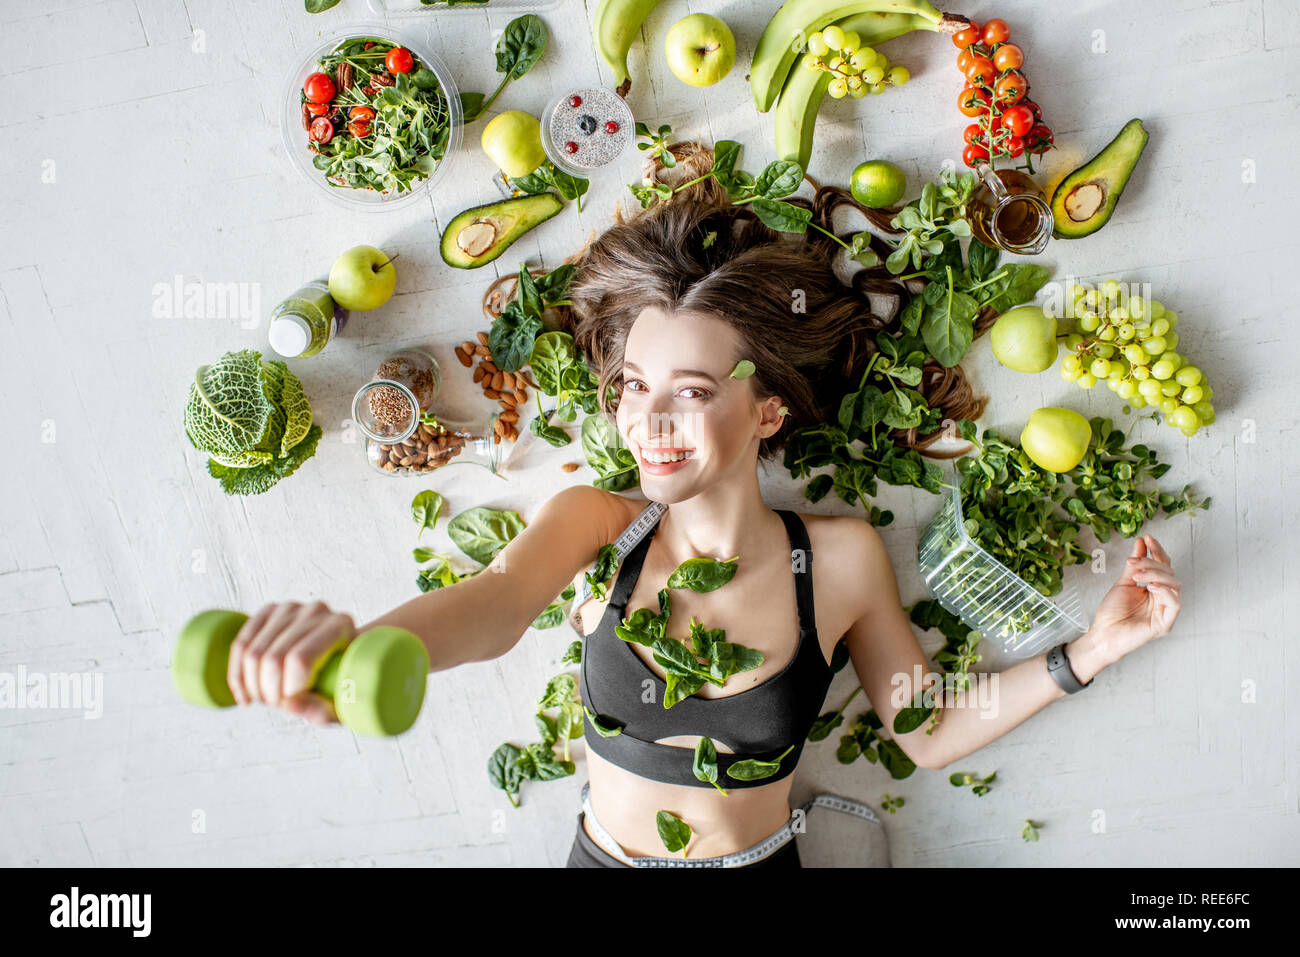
300, 36, 452, 195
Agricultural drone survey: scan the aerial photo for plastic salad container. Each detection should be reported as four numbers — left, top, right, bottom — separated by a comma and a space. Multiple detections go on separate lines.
281, 25, 462, 211
365, 0, 558, 14
917, 485, 1088, 658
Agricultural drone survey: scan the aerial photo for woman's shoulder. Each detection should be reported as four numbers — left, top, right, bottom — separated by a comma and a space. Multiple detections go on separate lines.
792, 510, 889, 571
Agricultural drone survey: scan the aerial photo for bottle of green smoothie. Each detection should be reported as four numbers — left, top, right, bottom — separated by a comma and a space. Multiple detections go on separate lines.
267, 278, 349, 358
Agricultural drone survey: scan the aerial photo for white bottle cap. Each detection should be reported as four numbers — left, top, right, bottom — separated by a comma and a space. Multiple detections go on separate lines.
268, 315, 311, 357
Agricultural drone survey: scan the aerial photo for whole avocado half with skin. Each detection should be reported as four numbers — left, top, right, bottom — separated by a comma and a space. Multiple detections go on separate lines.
440, 193, 564, 269
1049, 118, 1149, 239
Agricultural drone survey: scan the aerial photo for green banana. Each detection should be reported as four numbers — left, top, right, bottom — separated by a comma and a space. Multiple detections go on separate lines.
773, 12, 936, 173
751, 0, 947, 113
593, 0, 665, 97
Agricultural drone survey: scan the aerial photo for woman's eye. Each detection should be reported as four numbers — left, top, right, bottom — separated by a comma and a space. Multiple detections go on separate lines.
679, 387, 709, 399
623, 378, 645, 392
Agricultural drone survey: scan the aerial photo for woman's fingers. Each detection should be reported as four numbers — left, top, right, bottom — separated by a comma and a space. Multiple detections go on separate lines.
228, 602, 280, 705
280, 690, 339, 726
1133, 568, 1183, 593
278, 612, 355, 700
257, 602, 331, 703
1143, 534, 1171, 565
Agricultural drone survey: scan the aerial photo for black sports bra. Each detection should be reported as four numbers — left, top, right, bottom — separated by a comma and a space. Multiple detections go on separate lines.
578, 508, 835, 788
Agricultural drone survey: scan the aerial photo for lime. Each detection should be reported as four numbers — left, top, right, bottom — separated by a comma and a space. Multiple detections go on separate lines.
850, 160, 906, 208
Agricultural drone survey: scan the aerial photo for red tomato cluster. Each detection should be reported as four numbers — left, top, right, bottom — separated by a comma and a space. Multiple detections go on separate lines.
301, 46, 414, 146
952, 18, 1053, 169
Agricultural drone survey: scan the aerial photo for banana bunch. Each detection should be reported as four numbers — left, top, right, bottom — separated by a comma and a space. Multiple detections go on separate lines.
774, 11, 936, 173
592, 0, 664, 97
752, 0, 954, 113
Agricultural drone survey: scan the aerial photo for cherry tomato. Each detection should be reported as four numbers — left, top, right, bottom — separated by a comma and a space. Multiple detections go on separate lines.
1002, 135, 1025, 157
348, 105, 376, 123
964, 55, 996, 86
1026, 124, 1054, 153
348, 119, 371, 138
305, 101, 329, 117
1020, 98, 1043, 122
303, 72, 336, 104
983, 19, 1010, 45
385, 46, 414, 74
1000, 104, 1034, 136
952, 21, 981, 49
962, 143, 990, 167
957, 48, 977, 72
993, 42, 1024, 72
994, 71, 1027, 104
308, 116, 334, 144
957, 86, 991, 116
963, 123, 989, 146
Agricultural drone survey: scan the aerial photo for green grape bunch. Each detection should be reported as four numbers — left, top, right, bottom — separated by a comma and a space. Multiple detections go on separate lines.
1058, 279, 1214, 436
802, 25, 910, 99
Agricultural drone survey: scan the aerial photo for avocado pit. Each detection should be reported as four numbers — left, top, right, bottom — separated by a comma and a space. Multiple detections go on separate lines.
457, 220, 498, 258
1064, 182, 1106, 222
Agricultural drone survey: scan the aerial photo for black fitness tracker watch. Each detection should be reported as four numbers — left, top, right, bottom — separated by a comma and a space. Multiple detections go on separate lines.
1046, 642, 1093, 694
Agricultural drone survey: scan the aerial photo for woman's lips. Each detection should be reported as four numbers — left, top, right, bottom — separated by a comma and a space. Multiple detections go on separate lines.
636, 445, 695, 475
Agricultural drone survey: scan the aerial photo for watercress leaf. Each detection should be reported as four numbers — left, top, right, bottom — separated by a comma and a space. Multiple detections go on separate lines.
411, 489, 444, 537
891, 205, 925, 231
750, 197, 812, 234
945, 219, 971, 238
496, 13, 548, 79
885, 243, 914, 275
729, 359, 756, 379
447, 506, 526, 565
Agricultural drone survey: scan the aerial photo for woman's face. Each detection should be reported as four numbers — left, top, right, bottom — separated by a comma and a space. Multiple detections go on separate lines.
615, 305, 783, 503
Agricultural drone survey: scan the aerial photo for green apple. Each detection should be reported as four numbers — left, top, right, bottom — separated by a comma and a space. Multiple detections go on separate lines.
990, 304, 1058, 373
1020, 407, 1092, 473
664, 13, 736, 88
481, 110, 545, 179
328, 245, 396, 312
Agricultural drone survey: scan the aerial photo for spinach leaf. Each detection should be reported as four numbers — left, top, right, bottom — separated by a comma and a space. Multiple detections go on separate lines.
447, 506, 525, 565
531, 602, 566, 629
488, 743, 524, 807
534, 263, 578, 305
921, 272, 979, 368
726, 744, 795, 781
459, 91, 486, 122
411, 489, 444, 538
585, 544, 619, 601
656, 810, 692, 854
967, 237, 1001, 282
979, 263, 1051, 314
562, 641, 582, 664
305, 0, 341, 11
875, 737, 917, 779
584, 706, 623, 738
666, 556, 738, 592
529, 413, 572, 447
488, 300, 543, 373
581, 415, 639, 491
711, 140, 742, 189
750, 197, 812, 234
529, 331, 575, 396
496, 14, 548, 79
692, 737, 728, 794
754, 160, 803, 199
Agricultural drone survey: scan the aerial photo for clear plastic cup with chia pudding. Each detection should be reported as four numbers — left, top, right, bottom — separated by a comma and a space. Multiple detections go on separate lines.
541, 87, 635, 177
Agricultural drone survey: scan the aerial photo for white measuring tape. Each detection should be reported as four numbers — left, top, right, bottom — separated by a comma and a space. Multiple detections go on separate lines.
580, 782, 883, 868
568, 501, 668, 627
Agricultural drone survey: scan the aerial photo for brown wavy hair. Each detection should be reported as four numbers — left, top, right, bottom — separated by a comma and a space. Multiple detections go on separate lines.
482, 140, 989, 463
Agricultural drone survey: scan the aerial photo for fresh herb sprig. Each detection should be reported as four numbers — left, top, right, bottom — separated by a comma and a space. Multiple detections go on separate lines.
950, 770, 997, 796
488, 670, 581, 808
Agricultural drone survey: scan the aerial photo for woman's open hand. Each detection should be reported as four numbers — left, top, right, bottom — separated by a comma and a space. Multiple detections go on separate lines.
1086, 534, 1183, 665
227, 601, 354, 726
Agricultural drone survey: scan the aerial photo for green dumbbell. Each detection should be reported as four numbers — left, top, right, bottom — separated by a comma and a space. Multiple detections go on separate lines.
171, 609, 430, 736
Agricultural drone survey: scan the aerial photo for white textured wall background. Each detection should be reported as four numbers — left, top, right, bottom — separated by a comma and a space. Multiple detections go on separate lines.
0, 0, 1296, 866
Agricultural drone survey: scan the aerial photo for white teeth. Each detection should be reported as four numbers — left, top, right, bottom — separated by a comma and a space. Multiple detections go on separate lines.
642, 449, 692, 464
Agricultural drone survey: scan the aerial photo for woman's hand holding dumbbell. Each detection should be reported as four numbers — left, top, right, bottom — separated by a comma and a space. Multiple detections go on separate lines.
226, 601, 355, 726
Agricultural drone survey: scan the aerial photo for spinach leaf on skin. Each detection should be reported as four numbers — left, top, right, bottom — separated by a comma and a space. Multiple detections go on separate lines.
666, 556, 738, 592
692, 737, 728, 795
726, 744, 795, 781
581, 415, 638, 491
447, 506, 525, 565
656, 811, 692, 854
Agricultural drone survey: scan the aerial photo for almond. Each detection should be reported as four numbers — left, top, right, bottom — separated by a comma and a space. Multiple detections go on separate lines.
499, 410, 519, 423
474, 343, 490, 356
493, 418, 506, 437
513, 387, 528, 404
484, 388, 501, 399
561, 462, 581, 473
502, 371, 516, 391
491, 371, 504, 391
476, 331, 489, 346
461, 339, 475, 353
455, 346, 472, 367
472, 366, 486, 383
498, 394, 516, 409
481, 359, 498, 374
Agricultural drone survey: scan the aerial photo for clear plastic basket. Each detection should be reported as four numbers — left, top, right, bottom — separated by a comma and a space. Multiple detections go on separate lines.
917, 485, 1088, 658
365, 0, 559, 16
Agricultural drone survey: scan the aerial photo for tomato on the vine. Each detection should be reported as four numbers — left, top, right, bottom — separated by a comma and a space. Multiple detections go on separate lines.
1020, 98, 1043, 122
957, 48, 978, 72
993, 43, 1024, 72
1000, 104, 1034, 136
303, 72, 336, 104
962, 143, 990, 167
1003, 135, 1025, 158
957, 86, 991, 116
385, 46, 414, 74
952, 21, 981, 49
994, 71, 1027, 104
964, 55, 997, 86
348, 105, 376, 123
308, 116, 334, 144
963, 123, 989, 147
983, 18, 1010, 45
1026, 123, 1054, 153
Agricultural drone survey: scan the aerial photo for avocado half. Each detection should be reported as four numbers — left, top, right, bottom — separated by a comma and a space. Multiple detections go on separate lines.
440, 192, 564, 269
1050, 118, 1149, 239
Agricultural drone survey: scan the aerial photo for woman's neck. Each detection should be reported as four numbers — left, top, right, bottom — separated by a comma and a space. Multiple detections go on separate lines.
654, 466, 782, 566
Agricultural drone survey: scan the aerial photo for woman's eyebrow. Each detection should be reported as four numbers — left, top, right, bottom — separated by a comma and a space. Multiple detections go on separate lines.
623, 361, 720, 384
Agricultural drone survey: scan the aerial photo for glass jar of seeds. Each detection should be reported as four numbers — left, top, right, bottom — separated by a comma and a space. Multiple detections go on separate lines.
362, 411, 516, 477
351, 348, 442, 446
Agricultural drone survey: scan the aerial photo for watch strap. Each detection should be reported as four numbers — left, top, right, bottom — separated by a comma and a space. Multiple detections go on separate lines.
1046, 642, 1093, 694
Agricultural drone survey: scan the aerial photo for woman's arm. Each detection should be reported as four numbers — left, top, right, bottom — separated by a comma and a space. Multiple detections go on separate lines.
841, 522, 1182, 771
360, 484, 634, 667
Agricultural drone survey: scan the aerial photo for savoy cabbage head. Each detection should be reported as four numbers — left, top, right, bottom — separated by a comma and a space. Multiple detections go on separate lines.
183, 349, 320, 495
